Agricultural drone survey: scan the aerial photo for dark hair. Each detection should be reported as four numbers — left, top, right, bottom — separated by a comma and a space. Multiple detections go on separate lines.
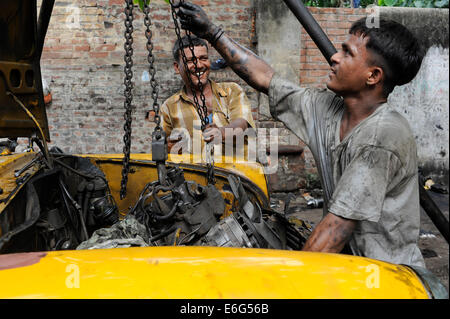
350, 18, 424, 97
172, 35, 208, 62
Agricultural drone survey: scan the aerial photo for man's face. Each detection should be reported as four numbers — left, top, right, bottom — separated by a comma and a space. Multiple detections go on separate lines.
174, 45, 210, 90
326, 34, 373, 95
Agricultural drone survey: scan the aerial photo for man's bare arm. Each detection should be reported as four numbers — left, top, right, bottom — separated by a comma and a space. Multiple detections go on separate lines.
213, 36, 274, 94
302, 213, 356, 253
178, 2, 274, 94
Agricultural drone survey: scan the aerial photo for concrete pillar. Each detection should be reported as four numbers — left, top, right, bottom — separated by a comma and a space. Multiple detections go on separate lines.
255, 0, 301, 120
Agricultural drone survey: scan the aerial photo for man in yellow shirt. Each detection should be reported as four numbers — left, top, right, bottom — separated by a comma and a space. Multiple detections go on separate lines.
160, 36, 256, 159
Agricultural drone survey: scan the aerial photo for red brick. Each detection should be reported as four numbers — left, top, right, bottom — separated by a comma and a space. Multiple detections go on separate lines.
95, 44, 117, 51
88, 52, 109, 58
310, 70, 329, 77
75, 45, 91, 52
326, 28, 347, 36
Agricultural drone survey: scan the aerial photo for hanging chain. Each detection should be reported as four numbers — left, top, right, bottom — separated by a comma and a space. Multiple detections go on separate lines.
169, 0, 209, 130
144, 2, 168, 186
169, 0, 215, 184
119, 0, 214, 190
120, 0, 135, 200
143, 2, 161, 131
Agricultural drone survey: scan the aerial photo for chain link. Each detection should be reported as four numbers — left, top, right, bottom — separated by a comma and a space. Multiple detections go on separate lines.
169, 0, 209, 130
143, 3, 161, 131
120, 0, 135, 200
169, 0, 215, 184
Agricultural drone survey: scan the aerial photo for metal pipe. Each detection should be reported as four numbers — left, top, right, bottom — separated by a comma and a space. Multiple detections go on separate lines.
267, 144, 303, 156
419, 183, 449, 244
282, 0, 337, 64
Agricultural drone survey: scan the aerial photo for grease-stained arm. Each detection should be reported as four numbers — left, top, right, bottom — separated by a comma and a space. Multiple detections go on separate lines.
302, 212, 357, 253
213, 36, 274, 94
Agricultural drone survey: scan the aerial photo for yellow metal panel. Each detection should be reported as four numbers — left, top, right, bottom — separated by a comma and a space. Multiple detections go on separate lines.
0, 247, 430, 299
79, 153, 268, 195
0, 152, 40, 213
77, 153, 269, 216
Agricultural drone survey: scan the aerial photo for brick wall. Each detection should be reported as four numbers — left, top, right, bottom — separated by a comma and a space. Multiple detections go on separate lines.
299, 7, 365, 87
39, 0, 256, 154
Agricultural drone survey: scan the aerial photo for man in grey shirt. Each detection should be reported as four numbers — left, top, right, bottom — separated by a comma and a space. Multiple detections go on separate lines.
178, 2, 425, 267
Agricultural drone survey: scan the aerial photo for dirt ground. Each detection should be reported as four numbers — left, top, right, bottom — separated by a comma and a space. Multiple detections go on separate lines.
269, 190, 449, 293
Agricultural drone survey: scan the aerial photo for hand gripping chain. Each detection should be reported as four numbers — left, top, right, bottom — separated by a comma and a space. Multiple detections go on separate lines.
169, 0, 215, 185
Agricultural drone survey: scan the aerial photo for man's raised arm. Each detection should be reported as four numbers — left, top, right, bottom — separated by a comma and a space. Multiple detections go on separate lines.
178, 2, 274, 94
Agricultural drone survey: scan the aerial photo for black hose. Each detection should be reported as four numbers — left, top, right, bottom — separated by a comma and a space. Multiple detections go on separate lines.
282, 0, 337, 64
58, 176, 88, 242
419, 184, 449, 244
154, 200, 180, 221
53, 158, 109, 186
58, 178, 81, 243
149, 225, 177, 242
83, 183, 93, 228
139, 193, 155, 214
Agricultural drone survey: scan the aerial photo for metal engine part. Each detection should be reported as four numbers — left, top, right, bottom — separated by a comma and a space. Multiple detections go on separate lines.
77, 165, 311, 251
132, 166, 225, 246
198, 213, 253, 248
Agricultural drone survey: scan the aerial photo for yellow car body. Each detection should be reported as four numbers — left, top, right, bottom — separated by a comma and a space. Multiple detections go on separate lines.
0, 246, 430, 299
0, 151, 443, 299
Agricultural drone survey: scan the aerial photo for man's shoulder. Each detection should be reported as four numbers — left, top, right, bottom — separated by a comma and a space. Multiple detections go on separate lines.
355, 106, 416, 159
374, 106, 414, 140
162, 90, 183, 108
214, 81, 245, 94
270, 74, 340, 109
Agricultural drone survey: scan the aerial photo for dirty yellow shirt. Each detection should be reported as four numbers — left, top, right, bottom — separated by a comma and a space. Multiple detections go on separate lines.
160, 80, 256, 160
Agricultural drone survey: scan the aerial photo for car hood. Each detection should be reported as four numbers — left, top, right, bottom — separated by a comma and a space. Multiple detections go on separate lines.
0, 246, 432, 299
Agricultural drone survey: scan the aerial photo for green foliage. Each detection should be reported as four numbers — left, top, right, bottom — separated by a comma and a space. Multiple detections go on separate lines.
359, 0, 378, 7
133, 0, 171, 12
378, 0, 448, 7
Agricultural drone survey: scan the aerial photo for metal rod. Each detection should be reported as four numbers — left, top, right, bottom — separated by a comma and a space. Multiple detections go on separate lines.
419, 183, 449, 244
282, 0, 337, 64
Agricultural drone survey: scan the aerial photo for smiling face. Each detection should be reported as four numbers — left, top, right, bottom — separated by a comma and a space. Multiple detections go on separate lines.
174, 45, 210, 91
326, 34, 376, 96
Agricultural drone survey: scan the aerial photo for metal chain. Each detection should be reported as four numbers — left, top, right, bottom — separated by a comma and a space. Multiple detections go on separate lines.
169, 0, 209, 130
120, 0, 135, 200
169, 0, 215, 184
143, 3, 161, 131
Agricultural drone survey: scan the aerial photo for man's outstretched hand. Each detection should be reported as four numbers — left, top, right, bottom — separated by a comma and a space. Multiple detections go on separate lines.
178, 2, 218, 42
177, 1, 274, 94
